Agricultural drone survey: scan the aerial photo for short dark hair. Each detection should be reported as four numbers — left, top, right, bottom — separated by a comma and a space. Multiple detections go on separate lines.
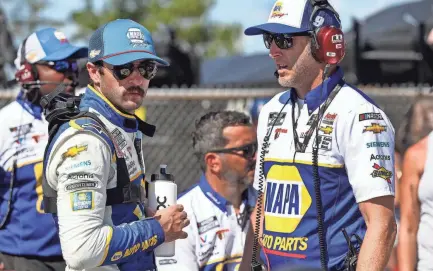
192, 111, 251, 171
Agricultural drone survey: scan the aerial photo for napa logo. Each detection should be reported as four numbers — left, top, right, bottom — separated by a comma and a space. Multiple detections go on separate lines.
264, 165, 312, 233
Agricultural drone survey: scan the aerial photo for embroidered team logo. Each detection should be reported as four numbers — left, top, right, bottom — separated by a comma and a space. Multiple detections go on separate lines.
270, 1, 288, 18
62, 145, 88, 159
363, 123, 386, 134
319, 126, 333, 135
126, 27, 151, 47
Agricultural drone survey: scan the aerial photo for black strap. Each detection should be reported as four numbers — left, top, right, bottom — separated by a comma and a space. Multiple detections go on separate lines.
292, 79, 344, 153
43, 112, 143, 213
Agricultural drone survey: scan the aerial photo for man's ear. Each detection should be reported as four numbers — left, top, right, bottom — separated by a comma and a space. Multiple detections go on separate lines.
87, 62, 101, 85
205, 152, 222, 175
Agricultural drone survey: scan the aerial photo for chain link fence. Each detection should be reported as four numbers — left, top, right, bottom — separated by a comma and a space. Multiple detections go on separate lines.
0, 86, 430, 193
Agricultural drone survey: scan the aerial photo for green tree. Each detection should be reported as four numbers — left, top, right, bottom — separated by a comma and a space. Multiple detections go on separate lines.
71, 0, 243, 59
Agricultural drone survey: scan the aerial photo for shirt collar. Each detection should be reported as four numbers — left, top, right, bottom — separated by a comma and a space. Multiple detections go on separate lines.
16, 90, 42, 120
198, 174, 253, 213
279, 67, 344, 115
80, 85, 138, 132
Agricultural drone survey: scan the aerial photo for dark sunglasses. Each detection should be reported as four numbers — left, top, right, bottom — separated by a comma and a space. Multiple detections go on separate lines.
207, 141, 258, 160
263, 32, 310, 49
38, 60, 78, 73
103, 61, 158, 81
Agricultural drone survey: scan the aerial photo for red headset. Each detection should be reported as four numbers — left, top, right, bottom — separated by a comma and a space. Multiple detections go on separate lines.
309, 0, 345, 65
14, 36, 39, 87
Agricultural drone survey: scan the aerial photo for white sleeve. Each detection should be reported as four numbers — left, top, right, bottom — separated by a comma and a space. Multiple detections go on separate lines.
155, 201, 198, 271
339, 103, 395, 203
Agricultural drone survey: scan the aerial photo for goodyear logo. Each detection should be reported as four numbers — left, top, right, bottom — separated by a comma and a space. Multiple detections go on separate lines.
363, 123, 386, 134
62, 145, 88, 159
264, 165, 312, 233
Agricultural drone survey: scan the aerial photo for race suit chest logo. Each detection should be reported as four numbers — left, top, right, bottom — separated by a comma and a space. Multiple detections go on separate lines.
263, 165, 311, 255
363, 123, 386, 134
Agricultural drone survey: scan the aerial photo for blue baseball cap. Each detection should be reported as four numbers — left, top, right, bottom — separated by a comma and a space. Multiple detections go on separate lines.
14, 28, 88, 69
88, 19, 169, 66
244, 0, 341, 36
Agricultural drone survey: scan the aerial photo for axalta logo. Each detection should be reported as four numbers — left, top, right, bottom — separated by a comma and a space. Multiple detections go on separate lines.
264, 165, 312, 233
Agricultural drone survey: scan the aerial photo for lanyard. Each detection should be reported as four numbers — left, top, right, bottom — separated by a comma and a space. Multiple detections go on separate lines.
292, 79, 345, 153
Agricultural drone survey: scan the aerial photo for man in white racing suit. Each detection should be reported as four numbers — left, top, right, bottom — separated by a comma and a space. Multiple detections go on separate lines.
240, 1, 397, 270
43, 19, 189, 271
0, 27, 87, 271
156, 111, 258, 271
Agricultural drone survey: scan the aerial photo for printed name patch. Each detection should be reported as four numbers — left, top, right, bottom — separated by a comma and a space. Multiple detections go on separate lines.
197, 216, 220, 235
65, 181, 97, 192
71, 191, 94, 211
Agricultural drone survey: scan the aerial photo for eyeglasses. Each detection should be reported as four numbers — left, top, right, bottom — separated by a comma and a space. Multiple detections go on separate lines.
38, 60, 78, 73
102, 61, 158, 81
263, 32, 310, 49
207, 141, 258, 160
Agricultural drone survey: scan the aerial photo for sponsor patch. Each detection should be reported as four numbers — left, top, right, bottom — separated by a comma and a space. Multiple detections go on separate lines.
65, 160, 92, 170
71, 191, 94, 211
359, 113, 383, 122
371, 163, 392, 184
366, 142, 390, 148
62, 145, 88, 159
274, 128, 288, 140
159, 259, 177, 265
268, 112, 286, 127
316, 135, 332, 151
111, 251, 123, 262
322, 113, 337, 125
65, 181, 97, 192
319, 126, 333, 135
198, 216, 220, 235
370, 154, 391, 161
363, 123, 386, 134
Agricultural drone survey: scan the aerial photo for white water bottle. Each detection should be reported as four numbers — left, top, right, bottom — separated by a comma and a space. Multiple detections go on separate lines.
148, 165, 177, 257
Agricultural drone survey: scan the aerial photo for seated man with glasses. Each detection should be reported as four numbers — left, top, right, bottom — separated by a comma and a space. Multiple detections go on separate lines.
0, 27, 87, 271
43, 19, 190, 271
156, 111, 258, 271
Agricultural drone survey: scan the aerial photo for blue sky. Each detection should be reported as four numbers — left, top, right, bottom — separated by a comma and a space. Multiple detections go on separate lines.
2, 0, 420, 56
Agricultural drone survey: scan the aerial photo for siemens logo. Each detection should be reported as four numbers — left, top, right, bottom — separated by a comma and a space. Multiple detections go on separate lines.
66, 160, 92, 170
366, 142, 389, 148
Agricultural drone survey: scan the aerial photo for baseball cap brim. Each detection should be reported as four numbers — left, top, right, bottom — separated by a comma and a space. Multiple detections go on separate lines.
102, 51, 170, 66
244, 23, 310, 36
42, 45, 88, 61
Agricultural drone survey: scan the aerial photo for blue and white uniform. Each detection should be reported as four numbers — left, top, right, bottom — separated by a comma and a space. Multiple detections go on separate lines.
44, 85, 165, 271
0, 91, 62, 257
156, 175, 257, 271
254, 68, 395, 270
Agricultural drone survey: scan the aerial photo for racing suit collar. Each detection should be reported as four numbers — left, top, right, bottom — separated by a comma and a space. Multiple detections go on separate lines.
16, 89, 43, 120
81, 85, 138, 132
279, 66, 344, 115
198, 174, 252, 213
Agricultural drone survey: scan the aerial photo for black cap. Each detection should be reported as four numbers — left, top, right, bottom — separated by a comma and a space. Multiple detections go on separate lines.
151, 164, 174, 182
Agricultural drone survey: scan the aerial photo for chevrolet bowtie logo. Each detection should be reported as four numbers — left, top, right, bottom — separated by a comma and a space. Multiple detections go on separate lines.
363, 123, 387, 134
319, 126, 333, 135
62, 145, 88, 159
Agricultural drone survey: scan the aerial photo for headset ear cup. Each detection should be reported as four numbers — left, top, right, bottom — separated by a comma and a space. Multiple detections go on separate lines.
15, 62, 36, 84
314, 26, 345, 65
